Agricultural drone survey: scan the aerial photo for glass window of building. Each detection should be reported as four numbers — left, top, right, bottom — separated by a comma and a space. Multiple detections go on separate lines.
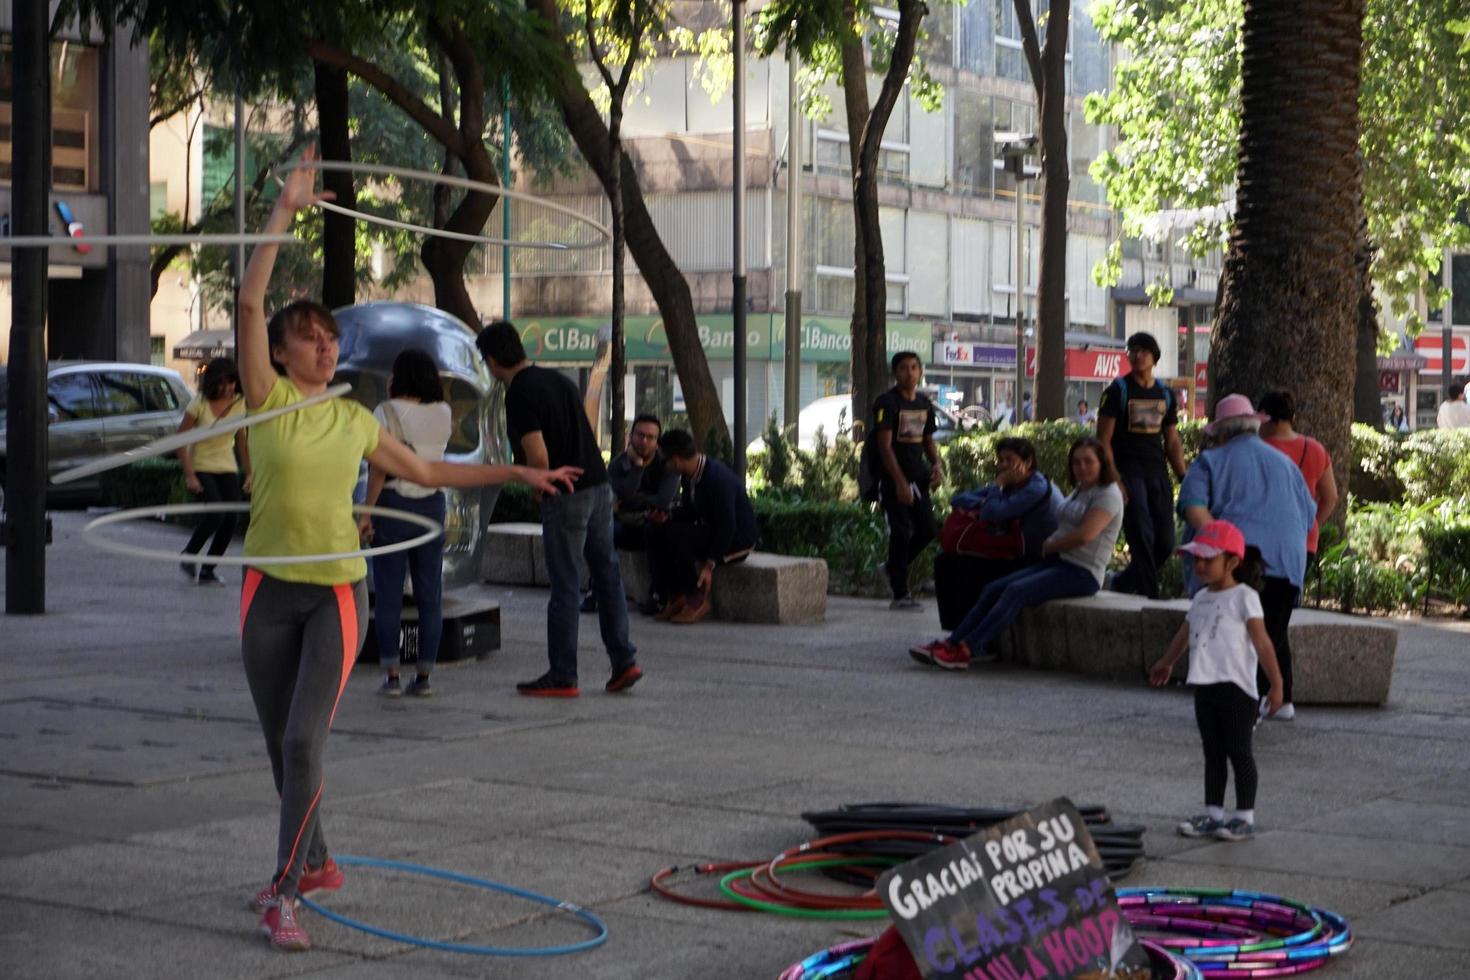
1069, 118, 1106, 206
0, 40, 101, 191
1072, 8, 1111, 96
957, 0, 995, 75
953, 88, 995, 197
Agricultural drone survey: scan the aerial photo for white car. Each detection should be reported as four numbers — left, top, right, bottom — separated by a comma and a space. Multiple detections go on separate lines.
747, 394, 963, 455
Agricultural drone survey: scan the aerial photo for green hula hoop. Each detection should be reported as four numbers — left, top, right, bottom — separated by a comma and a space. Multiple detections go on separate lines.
717, 858, 897, 920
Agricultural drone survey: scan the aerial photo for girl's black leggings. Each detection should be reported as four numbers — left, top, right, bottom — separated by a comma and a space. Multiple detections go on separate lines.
1194, 682, 1258, 810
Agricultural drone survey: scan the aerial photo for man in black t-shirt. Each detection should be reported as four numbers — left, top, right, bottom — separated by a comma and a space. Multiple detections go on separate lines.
1096, 331, 1188, 599
872, 351, 943, 608
476, 321, 641, 697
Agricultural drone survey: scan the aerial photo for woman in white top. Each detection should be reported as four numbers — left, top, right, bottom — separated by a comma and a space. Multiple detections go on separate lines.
176, 357, 251, 584
359, 349, 453, 696
911, 437, 1125, 670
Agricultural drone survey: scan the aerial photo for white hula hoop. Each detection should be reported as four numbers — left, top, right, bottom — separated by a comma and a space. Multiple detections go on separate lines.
51, 383, 354, 486
82, 503, 443, 567
276, 160, 610, 251
1, 232, 303, 249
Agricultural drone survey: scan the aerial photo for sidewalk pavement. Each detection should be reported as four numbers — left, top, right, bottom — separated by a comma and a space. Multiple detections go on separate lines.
1, 510, 1467, 978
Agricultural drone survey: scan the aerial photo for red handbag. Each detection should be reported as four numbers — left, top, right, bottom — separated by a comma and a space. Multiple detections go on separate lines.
939, 478, 1051, 561
940, 508, 1026, 560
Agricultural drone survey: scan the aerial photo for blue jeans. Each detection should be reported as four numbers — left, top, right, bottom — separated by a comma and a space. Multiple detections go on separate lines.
540, 483, 635, 682
370, 488, 446, 672
946, 557, 1099, 653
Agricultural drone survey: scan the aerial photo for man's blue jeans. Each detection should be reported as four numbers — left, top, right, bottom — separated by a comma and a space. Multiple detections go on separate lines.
540, 483, 635, 682
946, 557, 1099, 654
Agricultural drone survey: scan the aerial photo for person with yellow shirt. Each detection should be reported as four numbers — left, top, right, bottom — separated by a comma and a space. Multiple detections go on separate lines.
237, 146, 580, 952
176, 357, 251, 584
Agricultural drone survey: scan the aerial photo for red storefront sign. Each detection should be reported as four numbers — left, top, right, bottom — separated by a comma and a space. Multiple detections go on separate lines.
1025, 347, 1128, 381
1378, 370, 1400, 393
1195, 362, 1208, 391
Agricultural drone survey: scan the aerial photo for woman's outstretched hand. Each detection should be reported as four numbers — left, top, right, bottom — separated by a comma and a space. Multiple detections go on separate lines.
277, 144, 336, 216
527, 466, 583, 496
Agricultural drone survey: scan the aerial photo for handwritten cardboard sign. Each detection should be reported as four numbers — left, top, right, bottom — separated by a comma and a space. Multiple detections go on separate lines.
877, 798, 1150, 980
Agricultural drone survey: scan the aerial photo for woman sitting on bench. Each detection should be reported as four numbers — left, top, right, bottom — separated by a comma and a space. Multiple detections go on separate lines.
911, 437, 1124, 670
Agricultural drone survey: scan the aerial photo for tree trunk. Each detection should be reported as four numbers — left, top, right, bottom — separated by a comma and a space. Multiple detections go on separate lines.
840, 27, 872, 435
1353, 222, 1383, 429
525, 0, 729, 448
1033, 0, 1069, 422
844, 0, 925, 436
1210, 0, 1364, 529
609, 104, 627, 452
315, 61, 356, 309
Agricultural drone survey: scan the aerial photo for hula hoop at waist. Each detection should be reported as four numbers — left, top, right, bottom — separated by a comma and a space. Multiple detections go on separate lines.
81, 503, 442, 567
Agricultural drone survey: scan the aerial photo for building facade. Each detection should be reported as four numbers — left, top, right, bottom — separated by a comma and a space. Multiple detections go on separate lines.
0, 10, 151, 365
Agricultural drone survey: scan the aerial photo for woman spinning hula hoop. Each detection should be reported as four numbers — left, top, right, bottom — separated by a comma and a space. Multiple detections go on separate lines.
238, 146, 580, 952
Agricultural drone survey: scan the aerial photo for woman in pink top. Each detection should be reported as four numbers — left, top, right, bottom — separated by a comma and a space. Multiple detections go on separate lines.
1258, 390, 1339, 557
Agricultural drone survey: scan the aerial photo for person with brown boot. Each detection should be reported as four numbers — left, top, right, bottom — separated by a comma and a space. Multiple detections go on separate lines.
646, 429, 757, 624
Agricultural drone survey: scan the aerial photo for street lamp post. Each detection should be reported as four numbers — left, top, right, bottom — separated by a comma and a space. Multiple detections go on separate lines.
997, 134, 1038, 419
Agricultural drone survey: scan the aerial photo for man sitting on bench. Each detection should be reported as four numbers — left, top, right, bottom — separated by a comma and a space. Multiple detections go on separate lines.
648, 429, 757, 625
582, 413, 680, 614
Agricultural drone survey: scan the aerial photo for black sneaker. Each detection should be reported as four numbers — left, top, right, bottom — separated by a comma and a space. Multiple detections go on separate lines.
580, 591, 598, 613
197, 568, 226, 586
405, 675, 433, 697
180, 560, 198, 582
516, 673, 580, 698
379, 675, 402, 697
605, 662, 644, 693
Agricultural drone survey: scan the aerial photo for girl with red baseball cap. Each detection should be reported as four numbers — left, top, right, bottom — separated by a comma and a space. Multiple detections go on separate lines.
1148, 519, 1285, 842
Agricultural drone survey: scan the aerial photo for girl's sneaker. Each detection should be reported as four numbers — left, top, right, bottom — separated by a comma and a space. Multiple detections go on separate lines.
379, 675, 402, 697
259, 897, 310, 951
1177, 814, 1225, 838
1214, 818, 1256, 841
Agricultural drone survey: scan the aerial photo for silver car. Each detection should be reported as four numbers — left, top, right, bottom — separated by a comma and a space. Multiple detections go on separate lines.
0, 361, 193, 512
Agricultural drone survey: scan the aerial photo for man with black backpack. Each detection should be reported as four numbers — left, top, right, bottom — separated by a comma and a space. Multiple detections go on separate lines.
868, 351, 944, 609
1096, 331, 1188, 599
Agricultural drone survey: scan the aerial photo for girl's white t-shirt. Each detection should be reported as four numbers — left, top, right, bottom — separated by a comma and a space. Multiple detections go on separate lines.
373, 399, 453, 498
1185, 583, 1265, 698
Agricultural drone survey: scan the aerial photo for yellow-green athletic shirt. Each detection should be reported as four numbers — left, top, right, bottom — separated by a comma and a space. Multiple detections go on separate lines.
245, 377, 380, 585
184, 395, 245, 474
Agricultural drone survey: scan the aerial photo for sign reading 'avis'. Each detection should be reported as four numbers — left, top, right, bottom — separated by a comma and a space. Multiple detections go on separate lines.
877, 799, 1150, 980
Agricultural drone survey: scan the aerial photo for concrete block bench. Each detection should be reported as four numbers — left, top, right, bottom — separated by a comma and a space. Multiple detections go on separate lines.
995, 593, 1397, 706
482, 522, 827, 624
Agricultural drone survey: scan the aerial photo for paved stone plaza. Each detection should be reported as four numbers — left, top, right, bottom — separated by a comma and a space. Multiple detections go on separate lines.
2, 511, 1467, 978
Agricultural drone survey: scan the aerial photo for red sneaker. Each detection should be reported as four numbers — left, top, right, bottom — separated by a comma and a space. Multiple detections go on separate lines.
933, 641, 972, 670
250, 858, 344, 911
605, 662, 644, 693
259, 897, 311, 951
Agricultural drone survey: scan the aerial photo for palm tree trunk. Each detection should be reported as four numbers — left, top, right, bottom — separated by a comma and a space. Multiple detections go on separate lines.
1211, 0, 1364, 518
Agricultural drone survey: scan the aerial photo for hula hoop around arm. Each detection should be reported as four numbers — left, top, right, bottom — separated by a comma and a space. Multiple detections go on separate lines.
81, 503, 442, 567
296, 854, 607, 957
1, 232, 303, 248
51, 383, 353, 485
275, 160, 611, 251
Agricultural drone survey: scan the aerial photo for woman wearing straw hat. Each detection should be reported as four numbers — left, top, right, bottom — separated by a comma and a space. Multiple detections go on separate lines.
1176, 394, 1317, 722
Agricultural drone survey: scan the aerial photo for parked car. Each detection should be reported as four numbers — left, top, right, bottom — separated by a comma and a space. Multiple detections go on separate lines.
0, 361, 193, 512
746, 393, 968, 456
331, 301, 509, 589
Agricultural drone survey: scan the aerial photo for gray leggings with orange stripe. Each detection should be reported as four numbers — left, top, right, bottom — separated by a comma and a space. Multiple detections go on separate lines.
241, 570, 367, 900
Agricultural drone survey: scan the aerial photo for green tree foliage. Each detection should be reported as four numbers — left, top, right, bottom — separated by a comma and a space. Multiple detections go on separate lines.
1085, 0, 1470, 329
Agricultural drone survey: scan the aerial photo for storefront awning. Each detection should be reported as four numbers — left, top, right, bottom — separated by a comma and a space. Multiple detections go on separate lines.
172, 329, 235, 360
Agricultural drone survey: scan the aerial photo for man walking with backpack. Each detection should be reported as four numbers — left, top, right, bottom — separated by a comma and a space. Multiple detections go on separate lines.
1096, 331, 1188, 599
869, 351, 944, 609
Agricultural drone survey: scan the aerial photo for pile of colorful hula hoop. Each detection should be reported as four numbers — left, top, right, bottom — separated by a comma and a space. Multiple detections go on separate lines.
802, 802, 1148, 879
1117, 887, 1354, 977
776, 937, 1205, 980
652, 830, 956, 918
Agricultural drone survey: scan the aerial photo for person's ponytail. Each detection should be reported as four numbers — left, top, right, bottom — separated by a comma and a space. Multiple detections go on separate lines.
1235, 546, 1265, 592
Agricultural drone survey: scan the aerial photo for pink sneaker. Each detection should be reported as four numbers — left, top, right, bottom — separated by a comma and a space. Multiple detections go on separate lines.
259, 897, 311, 951
250, 858, 344, 911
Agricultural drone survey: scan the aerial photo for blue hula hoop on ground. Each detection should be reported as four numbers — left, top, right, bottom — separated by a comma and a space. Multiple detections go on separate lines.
296, 855, 608, 957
